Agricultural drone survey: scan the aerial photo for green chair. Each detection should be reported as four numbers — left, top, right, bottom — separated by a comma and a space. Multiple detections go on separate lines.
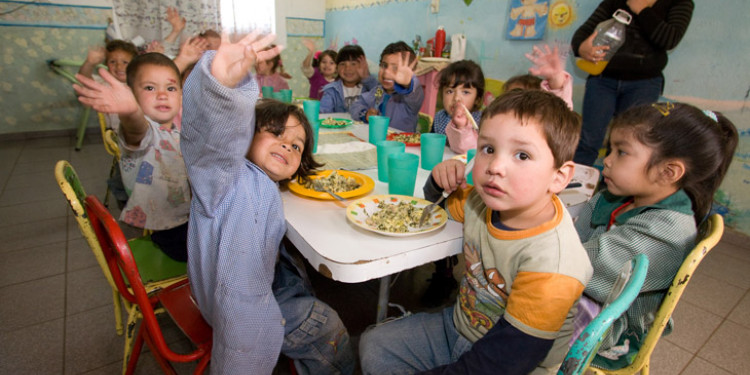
418, 112, 433, 134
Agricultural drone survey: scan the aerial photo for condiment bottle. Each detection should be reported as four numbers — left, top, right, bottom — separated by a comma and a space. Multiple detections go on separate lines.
433, 26, 445, 59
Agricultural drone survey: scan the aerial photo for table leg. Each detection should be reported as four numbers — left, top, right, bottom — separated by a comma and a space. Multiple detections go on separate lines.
375, 274, 392, 322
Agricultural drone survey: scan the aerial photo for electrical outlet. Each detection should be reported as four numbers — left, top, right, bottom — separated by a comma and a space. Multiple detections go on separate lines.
430, 0, 440, 13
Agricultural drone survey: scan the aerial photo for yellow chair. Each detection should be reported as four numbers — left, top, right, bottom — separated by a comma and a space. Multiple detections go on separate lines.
55, 160, 187, 374
587, 214, 724, 375
483, 78, 505, 108
418, 112, 434, 133
99, 113, 121, 207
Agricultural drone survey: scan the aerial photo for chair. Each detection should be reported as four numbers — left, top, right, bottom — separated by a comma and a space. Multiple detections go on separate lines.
55, 160, 188, 371
483, 77, 505, 108
99, 112, 121, 207
418, 112, 433, 134
559, 254, 650, 375
86, 195, 212, 374
587, 214, 724, 375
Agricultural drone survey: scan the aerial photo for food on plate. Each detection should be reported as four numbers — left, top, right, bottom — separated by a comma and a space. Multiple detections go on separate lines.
305, 170, 361, 193
321, 117, 350, 126
365, 201, 424, 233
390, 132, 421, 144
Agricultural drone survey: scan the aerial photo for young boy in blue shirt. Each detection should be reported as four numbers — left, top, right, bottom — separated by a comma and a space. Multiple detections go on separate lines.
320, 44, 377, 113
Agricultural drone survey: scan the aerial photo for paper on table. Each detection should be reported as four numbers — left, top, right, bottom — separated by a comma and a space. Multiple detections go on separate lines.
314, 132, 377, 170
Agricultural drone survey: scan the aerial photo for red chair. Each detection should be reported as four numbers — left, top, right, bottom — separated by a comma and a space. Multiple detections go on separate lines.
85, 195, 212, 374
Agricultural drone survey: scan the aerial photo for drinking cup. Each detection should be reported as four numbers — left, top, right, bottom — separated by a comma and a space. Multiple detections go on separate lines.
261, 86, 274, 98
466, 148, 476, 186
280, 89, 293, 103
368, 115, 390, 145
270, 91, 284, 101
303, 100, 320, 126
376, 141, 406, 182
387, 153, 419, 196
420, 133, 446, 170
310, 119, 320, 153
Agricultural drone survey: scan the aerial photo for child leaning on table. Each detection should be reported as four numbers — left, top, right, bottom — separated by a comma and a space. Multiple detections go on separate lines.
320, 44, 378, 113
350, 41, 425, 132
180, 33, 354, 374
572, 102, 738, 370
359, 90, 593, 375
74, 52, 190, 262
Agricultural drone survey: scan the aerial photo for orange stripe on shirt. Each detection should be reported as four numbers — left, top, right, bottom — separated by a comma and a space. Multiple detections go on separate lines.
505, 271, 585, 334
446, 186, 474, 223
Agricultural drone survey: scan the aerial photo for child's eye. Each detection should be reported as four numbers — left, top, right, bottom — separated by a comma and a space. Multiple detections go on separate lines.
379, 62, 388, 69
462, 90, 472, 96
514, 151, 530, 161
144, 85, 155, 91
292, 143, 302, 152
480, 144, 494, 154
168, 86, 178, 92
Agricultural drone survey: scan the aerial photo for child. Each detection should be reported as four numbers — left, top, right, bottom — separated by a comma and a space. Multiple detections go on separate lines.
360, 90, 593, 374
255, 44, 291, 92
320, 44, 377, 113
180, 32, 354, 374
199, 29, 222, 50
350, 41, 424, 132
74, 53, 190, 262
431, 59, 485, 153
573, 102, 738, 370
301, 39, 337, 100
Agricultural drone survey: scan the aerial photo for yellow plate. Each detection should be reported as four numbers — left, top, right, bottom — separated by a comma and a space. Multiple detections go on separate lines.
346, 194, 448, 237
288, 170, 374, 200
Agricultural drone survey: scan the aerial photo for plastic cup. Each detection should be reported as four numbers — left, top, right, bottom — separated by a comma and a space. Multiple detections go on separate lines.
420, 133, 446, 170
368, 115, 390, 145
261, 86, 274, 98
303, 100, 320, 126
376, 141, 406, 182
310, 119, 320, 153
466, 148, 476, 186
270, 91, 284, 101
280, 89, 293, 103
388, 153, 419, 196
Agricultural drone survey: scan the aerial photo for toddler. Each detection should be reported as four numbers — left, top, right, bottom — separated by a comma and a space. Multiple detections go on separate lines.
301, 39, 337, 99
181, 33, 354, 374
573, 102, 738, 370
320, 44, 377, 113
255, 44, 291, 92
432, 59, 485, 153
350, 41, 425, 132
360, 90, 592, 374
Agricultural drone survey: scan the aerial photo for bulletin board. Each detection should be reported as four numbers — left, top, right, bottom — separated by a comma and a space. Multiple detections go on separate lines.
286, 17, 325, 37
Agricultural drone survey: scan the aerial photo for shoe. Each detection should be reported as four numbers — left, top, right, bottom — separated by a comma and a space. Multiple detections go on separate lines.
420, 272, 458, 308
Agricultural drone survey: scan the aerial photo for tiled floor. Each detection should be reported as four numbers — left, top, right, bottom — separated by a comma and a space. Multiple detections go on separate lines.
1, 132, 749, 374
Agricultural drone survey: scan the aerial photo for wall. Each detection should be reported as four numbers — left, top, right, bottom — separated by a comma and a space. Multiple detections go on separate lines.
324, 0, 750, 234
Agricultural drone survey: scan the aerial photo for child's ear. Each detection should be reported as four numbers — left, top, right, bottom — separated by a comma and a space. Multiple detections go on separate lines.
659, 159, 686, 185
549, 161, 575, 194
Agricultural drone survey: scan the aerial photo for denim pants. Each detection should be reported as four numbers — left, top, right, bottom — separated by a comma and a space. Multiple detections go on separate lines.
573, 75, 664, 166
273, 253, 355, 375
359, 306, 473, 375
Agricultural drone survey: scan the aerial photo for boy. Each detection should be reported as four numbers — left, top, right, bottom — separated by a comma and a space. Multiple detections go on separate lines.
180, 33, 353, 374
320, 44, 377, 113
74, 53, 190, 262
350, 41, 424, 132
359, 90, 592, 375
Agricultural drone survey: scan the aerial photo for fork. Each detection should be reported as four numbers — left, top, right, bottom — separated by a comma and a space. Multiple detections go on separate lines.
322, 187, 347, 202
418, 157, 475, 227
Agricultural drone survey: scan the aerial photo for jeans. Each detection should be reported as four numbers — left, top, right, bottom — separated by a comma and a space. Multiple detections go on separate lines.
573, 75, 664, 166
274, 252, 355, 375
359, 306, 473, 375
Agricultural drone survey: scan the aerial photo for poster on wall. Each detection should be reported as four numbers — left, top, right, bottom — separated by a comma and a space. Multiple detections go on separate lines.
506, 0, 549, 40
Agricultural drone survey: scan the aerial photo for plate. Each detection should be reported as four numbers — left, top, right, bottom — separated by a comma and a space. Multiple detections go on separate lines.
288, 170, 374, 200
346, 195, 448, 237
320, 117, 353, 128
420, 57, 450, 63
386, 132, 421, 146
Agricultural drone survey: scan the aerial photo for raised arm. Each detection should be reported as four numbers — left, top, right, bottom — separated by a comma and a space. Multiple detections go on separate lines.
173, 36, 208, 73
78, 46, 106, 79
164, 6, 186, 44
301, 39, 316, 78
526, 44, 573, 110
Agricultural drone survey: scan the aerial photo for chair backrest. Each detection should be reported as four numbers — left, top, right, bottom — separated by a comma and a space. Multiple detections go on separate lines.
559, 254, 650, 375
483, 78, 505, 108
98, 112, 121, 159
418, 112, 433, 134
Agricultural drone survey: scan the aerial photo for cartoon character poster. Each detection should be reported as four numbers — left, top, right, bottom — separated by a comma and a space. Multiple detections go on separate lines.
507, 0, 549, 40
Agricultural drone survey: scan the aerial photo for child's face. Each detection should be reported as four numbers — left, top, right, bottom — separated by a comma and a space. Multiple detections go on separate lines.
131, 65, 182, 126
255, 59, 273, 76
602, 128, 659, 198
473, 112, 568, 217
106, 49, 134, 83
442, 82, 478, 116
337, 59, 361, 87
377, 53, 406, 92
319, 55, 337, 78
205, 36, 221, 50
247, 116, 306, 182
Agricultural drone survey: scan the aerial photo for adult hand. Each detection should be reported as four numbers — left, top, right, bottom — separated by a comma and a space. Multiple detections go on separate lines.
211, 31, 282, 88
578, 31, 609, 62
73, 68, 139, 116
431, 159, 467, 193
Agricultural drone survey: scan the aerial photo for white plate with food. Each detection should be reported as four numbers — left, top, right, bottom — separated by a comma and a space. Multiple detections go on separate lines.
346, 195, 448, 237
288, 170, 374, 200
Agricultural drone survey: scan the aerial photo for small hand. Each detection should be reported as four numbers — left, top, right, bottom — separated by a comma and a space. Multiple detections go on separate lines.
578, 31, 609, 62
526, 44, 563, 79
431, 159, 468, 193
451, 103, 469, 129
166, 6, 186, 32
211, 31, 282, 88
85, 46, 106, 65
356, 55, 370, 80
73, 68, 139, 116
302, 39, 316, 53
145, 40, 165, 54
178, 36, 208, 63
365, 108, 379, 119
383, 51, 416, 87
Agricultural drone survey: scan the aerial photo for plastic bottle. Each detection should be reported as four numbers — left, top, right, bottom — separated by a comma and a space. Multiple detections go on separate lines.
433, 26, 446, 59
575, 9, 632, 76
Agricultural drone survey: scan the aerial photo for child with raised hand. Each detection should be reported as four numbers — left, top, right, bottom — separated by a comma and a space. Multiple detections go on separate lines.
74, 53, 190, 262
573, 102, 738, 370
255, 44, 291, 92
320, 44, 377, 113
180, 32, 354, 374
360, 90, 592, 374
432, 59, 485, 154
301, 39, 337, 99
350, 41, 424, 132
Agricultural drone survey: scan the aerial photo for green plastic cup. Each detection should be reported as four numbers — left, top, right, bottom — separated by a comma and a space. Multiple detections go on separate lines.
303, 100, 320, 127
261, 86, 273, 98
466, 148, 476, 186
270, 91, 284, 101
310, 119, 320, 153
368, 115, 390, 145
388, 153, 419, 196
376, 141, 406, 182
420, 133, 446, 170
280, 89, 293, 103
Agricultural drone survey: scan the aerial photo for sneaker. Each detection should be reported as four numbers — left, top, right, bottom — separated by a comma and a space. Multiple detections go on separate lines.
420, 272, 458, 308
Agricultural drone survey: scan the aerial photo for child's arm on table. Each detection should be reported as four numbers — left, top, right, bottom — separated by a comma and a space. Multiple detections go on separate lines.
526, 44, 573, 110
349, 87, 377, 121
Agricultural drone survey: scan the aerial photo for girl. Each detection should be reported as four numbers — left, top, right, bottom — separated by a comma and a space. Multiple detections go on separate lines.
255, 44, 291, 92
574, 102, 738, 370
432, 59, 485, 154
301, 39, 337, 99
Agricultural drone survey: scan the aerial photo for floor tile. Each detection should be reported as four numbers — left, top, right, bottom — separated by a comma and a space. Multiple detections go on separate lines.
681, 356, 734, 375
697, 320, 750, 374
66, 265, 115, 316
64, 304, 123, 374
67, 237, 100, 272
697, 250, 750, 289
16, 145, 70, 165
0, 318, 64, 374
714, 235, 750, 263
2, 216, 68, 253
0, 198, 68, 226
727, 291, 750, 330
681, 273, 745, 318
0, 179, 63, 206
647, 339, 693, 375
4, 169, 58, 190
0, 242, 65, 287
663, 300, 723, 353
0, 274, 65, 333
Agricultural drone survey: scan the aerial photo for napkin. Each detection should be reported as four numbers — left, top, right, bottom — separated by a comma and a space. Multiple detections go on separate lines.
315, 132, 377, 170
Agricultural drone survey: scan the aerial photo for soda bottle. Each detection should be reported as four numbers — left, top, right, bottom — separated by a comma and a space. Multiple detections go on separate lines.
576, 9, 632, 76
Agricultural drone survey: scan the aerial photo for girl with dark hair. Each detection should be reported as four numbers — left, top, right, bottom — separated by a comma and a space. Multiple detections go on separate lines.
301, 39, 337, 99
